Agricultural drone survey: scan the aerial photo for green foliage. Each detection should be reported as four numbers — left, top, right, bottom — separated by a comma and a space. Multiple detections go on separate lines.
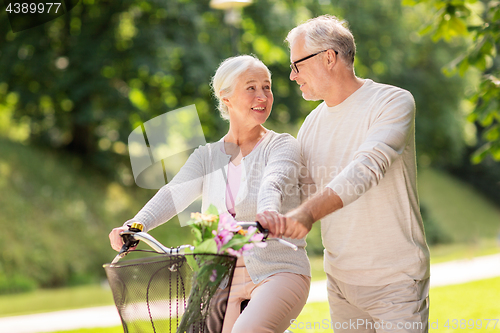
0, 273, 37, 295
0, 138, 191, 293
329, 0, 468, 165
447, 147, 500, 205
0, 0, 311, 179
406, 0, 500, 162
0, 0, 470, 175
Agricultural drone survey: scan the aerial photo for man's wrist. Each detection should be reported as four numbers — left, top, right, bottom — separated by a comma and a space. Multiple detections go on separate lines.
305, 186, 343, 222
287, 205, 315, 230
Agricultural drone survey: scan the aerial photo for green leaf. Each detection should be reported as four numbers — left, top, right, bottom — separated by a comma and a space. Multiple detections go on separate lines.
185, 253, 200, 272
433, 17, 448, 42
191, 227, 203, 244
466, 112, 478, 123
471, 143, 491, 164
458, 57, 470, 76
222, 238, 247, 252
203, 227, 216, 241
449, 15, 468, 36
484, 125, 500, 142
493, 7, 500, 22
193, 239, 218, 254
205, 204, 218, 216
402, 0, 418, 6
419, 23, 435, 36
491, 144, 500, 160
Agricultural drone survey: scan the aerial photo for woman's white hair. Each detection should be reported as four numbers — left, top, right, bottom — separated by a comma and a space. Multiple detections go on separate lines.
211, 55, 271, 120
286, 15, 356, 70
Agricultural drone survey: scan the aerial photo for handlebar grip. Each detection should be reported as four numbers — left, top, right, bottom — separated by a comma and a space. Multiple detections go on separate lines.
119, 223, 143, 255
237, 221, 269, 239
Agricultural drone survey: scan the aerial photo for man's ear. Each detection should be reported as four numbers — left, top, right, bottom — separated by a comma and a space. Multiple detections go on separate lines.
326, 50, 337, 67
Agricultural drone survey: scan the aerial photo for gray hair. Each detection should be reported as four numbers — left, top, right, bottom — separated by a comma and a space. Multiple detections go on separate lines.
211, 55, 271, 120
286, 15, 356, 70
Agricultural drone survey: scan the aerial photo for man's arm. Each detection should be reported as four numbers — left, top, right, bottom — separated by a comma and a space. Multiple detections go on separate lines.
259, 89, 416, 238
258, 186, 343, 238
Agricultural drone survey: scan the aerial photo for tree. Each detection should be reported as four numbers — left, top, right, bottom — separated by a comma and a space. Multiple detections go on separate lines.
306, 0, 469, 165
0, 0, 471, 180
404, 0, 500, 162
0, 1, 232, 174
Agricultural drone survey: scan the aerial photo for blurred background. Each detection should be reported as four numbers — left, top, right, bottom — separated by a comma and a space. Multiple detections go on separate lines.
0, 0, 499, 331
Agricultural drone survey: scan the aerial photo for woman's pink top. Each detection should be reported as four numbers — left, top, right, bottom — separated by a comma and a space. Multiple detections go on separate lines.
222, 132, 269, 216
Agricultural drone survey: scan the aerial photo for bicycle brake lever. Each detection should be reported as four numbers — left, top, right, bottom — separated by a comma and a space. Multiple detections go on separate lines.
250, 222, 297, 250
274, 238, 298, 251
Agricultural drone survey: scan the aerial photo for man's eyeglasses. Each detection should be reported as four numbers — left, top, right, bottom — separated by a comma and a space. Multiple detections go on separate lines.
290, 49, 338, 74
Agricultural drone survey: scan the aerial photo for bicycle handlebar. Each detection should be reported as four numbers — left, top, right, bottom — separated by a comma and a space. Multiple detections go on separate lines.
111, 221, 296, 264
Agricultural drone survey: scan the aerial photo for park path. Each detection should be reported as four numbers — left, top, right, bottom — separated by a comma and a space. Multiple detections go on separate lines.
1, 253, 499, 333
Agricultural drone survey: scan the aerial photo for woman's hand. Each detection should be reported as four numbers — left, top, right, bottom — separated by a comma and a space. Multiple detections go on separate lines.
256, 211, 287, 238
109, 226, 129, 252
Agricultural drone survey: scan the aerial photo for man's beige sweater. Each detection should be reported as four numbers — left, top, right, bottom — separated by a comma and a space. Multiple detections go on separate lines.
298, 79, 430, 286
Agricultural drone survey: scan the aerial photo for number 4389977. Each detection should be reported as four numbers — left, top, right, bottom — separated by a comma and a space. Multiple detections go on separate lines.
6, 3, 62, 14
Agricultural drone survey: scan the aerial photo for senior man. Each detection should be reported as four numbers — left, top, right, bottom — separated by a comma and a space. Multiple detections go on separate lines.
258, 15, 430, 333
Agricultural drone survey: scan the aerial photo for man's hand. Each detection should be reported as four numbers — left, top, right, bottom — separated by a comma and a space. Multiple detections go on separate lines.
257, 207, 314, 239
282, 207, 315, 239
257, 187, 344, 239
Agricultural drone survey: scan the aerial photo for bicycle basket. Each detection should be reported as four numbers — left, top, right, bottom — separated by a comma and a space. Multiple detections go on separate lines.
104, 253, 237, 333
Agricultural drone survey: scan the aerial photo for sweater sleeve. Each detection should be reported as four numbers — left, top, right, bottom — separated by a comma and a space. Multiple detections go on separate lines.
257, 134, 301, 213
327, 90, 416, 207
124, 147, 205, 232
298, 152, 317, 203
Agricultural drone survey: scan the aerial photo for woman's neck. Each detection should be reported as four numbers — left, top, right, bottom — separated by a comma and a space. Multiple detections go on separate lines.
224, 125, 267, 163
226, 125, 266, 146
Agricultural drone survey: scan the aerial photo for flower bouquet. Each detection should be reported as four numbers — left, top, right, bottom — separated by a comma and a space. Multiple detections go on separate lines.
177, 205, 266, 333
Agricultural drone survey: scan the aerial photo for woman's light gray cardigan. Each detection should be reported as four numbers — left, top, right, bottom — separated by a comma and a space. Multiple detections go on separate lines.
126, 130, 311, 283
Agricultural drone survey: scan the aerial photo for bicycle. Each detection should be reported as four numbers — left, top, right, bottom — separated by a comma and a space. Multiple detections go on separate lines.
104, 221, 297, 333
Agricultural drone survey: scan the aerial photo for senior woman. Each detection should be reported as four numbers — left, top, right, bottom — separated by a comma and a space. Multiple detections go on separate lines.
109, 55, 311, 333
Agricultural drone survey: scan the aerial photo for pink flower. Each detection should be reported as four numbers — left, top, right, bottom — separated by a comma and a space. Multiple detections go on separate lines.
225, 248, 243, 257
250, 232, 265, 243
209, 269, 217, 282
213, 229, 233, 252
247, 226, 266, 248
218, 213, 241, 233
